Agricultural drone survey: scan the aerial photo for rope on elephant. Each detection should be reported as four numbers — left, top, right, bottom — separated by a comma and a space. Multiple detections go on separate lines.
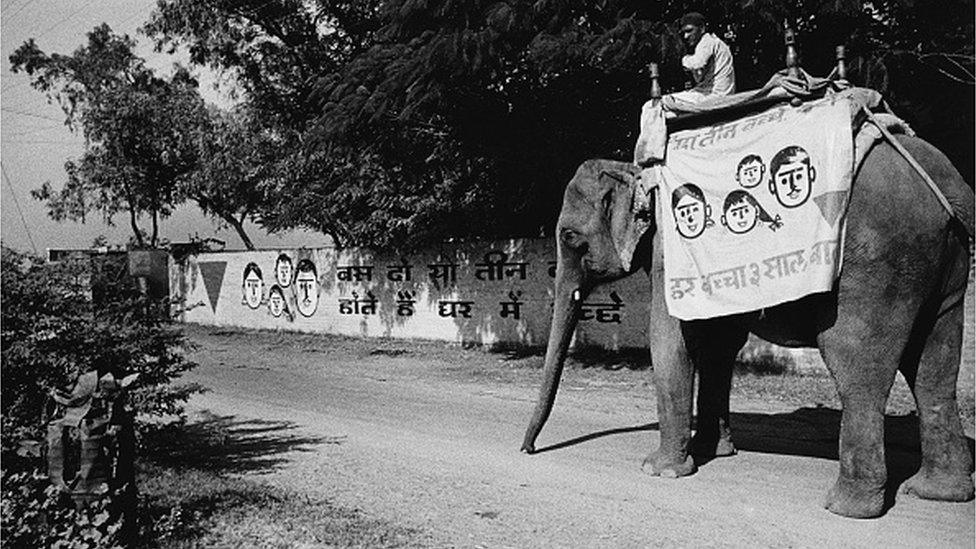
861, 107, 975, 242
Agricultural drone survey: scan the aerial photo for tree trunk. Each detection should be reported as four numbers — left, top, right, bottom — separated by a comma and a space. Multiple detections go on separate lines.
128, 205, 144, 248
225, 213, 255, 251
150, 209, 159, 248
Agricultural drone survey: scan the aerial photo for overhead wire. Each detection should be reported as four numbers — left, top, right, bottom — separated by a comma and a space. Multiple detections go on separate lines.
1, 79, 30, 93
3, 121, 70, 135
1, 107, 63, 122
2, 139, 78, 145
1, 0, 21, 14
1, 162, 40, 255
4, 0, 37, 22
33, 0, 98, 41
115, 9, 147, 33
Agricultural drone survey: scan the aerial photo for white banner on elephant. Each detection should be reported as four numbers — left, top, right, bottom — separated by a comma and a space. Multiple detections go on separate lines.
658, 96, 854, 320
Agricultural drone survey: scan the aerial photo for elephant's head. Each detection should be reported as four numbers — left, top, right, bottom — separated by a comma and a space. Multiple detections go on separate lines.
521, 159, 651, 453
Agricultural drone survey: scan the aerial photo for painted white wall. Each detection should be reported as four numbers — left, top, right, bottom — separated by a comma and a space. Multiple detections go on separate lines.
169, 239, 976, 380
172, 238, 651, 349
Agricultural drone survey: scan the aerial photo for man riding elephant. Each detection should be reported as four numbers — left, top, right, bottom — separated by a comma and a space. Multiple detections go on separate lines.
663, 12, 737, 112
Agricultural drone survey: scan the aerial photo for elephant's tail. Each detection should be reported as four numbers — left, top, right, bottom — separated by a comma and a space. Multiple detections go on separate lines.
935, 163, 974, 246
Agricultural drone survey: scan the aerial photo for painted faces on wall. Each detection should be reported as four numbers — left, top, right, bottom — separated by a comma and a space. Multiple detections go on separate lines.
294, 259, 319, 317
769, 146, 816, 208
268, 284, 291, 319
672, 183, 713, 239
274, 253, 293, 287
735, 154, 765, 189
242, 262, 264, 309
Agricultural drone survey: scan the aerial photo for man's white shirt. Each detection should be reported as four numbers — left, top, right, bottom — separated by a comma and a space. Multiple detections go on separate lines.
681, 32, 736, 96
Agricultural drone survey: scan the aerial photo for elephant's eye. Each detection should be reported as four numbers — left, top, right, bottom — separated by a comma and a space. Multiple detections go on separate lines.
560, 228, 582, 246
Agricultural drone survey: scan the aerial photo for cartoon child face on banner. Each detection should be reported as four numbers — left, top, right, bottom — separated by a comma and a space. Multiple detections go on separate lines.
721, 190, 783, 234
268, 284, 290, 318
274, 253, 293, 287
294, 259, 319, 317
672, 183, 713, 239
242, 262, 264, 309
735, 154, 765, 188
769, 145, 816, 208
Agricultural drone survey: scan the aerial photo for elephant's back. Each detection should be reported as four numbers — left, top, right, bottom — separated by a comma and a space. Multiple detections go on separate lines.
845, 134, 970, 282
844, 136, 952, 260
854, 135, 965, 229
901, 136, 969, 232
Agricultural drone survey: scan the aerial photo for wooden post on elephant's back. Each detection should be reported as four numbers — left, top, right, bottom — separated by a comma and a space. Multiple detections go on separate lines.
784, 20, 800, 78
783, 20, 803, 105
649, 62, 661, 100
835, 45, 849, 83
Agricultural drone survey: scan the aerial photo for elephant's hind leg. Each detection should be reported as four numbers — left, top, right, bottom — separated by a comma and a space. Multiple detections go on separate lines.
898, 262, 975, 502
817, 329, 901, 518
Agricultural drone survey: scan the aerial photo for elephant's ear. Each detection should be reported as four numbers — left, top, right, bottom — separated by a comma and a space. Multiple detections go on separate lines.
600, 166, 655, 272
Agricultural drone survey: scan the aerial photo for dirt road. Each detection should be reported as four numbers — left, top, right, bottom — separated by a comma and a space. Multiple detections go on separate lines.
181, 325, 974, 548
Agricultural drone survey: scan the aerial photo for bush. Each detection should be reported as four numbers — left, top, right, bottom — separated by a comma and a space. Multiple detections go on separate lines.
1, 247, 199, 446
1, 470, 124, 549
1, 245, 200, 546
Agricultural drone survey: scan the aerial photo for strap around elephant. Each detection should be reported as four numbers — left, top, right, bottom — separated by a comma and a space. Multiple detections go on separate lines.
862, 107, 974, 241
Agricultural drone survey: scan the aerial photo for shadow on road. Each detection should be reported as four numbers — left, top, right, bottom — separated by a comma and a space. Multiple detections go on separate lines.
539, 406, 975, 514
143, 411, 338, 474
531, 423, 660, 454
725, 406, 975, 514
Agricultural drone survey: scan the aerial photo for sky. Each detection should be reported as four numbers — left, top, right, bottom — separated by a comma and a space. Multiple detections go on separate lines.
0, 0, 332, 254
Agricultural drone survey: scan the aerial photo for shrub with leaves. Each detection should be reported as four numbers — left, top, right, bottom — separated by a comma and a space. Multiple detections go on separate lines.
1, 471, 124, 549
1, 246, 199, 448
1, 245, 200, 546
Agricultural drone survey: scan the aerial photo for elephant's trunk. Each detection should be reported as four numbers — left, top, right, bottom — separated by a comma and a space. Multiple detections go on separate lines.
521, 250, 587, 454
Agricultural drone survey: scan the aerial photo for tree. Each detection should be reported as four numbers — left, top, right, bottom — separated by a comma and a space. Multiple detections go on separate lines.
147, 1, 974, 250
314, 0, 974, 247
181, 107, 278, 250
145, 0, 385, 248
145, 0, 381, 130
10, 24, 209, 248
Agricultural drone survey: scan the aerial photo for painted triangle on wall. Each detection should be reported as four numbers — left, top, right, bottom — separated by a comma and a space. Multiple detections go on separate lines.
813, 190, 849, 227
198, 261, 228, 313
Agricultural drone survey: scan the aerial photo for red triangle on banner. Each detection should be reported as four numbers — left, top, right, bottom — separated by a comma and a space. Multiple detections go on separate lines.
198, 261, 227, 313
813, 190, 849, 227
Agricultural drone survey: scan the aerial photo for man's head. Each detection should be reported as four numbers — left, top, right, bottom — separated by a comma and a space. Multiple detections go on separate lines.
680, 12, 707, 50
769, 145, 816, 208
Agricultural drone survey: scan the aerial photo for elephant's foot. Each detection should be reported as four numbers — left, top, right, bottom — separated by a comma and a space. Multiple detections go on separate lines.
900, 468, 975, 502
691, 429, 736, 458
824, 477, 885, 519
641, 451, 696, 478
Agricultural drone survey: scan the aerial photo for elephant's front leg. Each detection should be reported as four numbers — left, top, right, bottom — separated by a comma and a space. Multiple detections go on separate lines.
642, 265, 696, 478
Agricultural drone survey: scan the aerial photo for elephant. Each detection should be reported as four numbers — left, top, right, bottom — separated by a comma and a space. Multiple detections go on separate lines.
520, 134, 975, 518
